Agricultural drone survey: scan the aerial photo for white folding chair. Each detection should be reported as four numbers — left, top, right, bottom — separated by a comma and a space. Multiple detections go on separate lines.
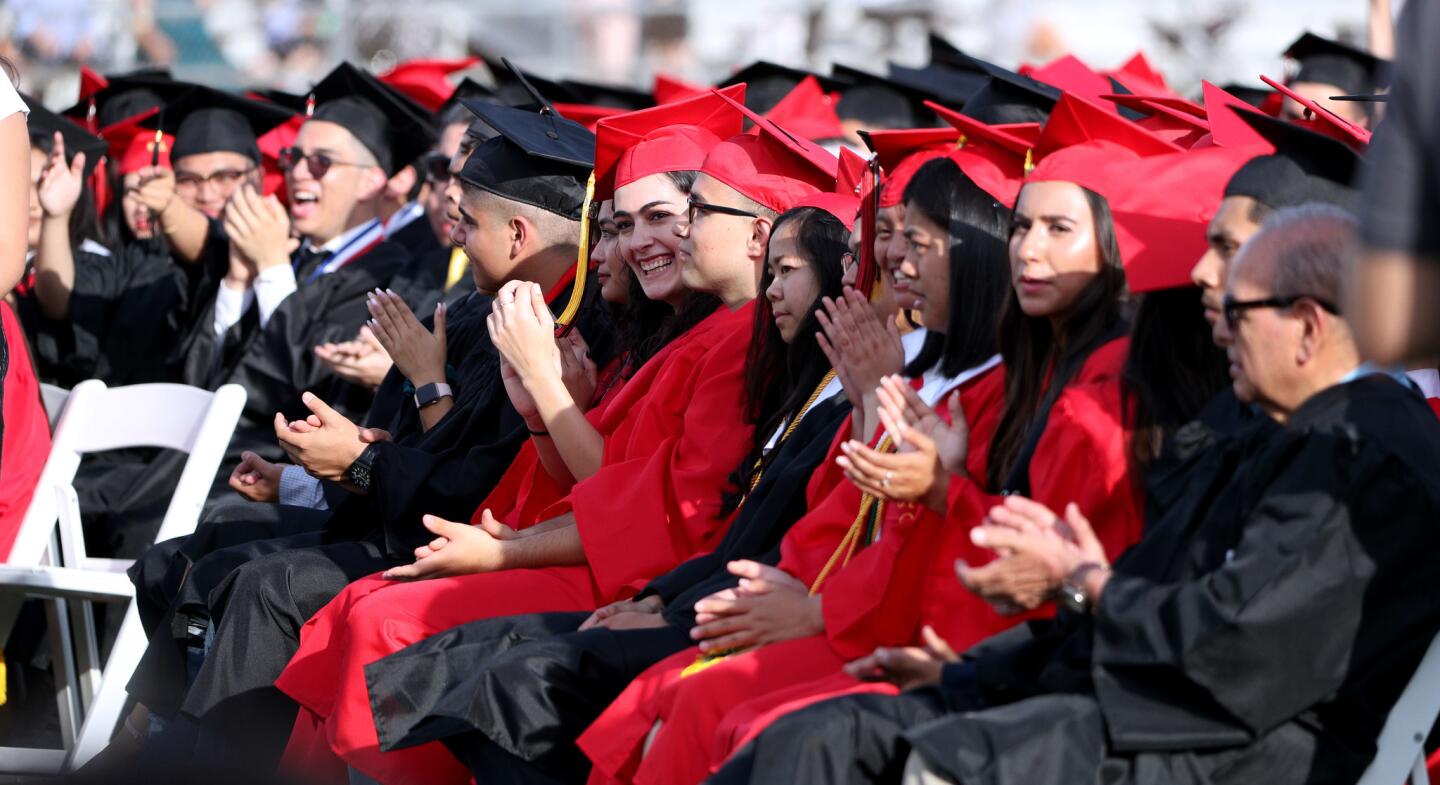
39, 383, 69, 432
0, 380, 246, 774
1356, 630, 1440, 785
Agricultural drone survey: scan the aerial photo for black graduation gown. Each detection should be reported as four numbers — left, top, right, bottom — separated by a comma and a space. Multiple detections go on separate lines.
125, 280, 613, 739
714, 375, 1440, 785
362, 395, 854, 784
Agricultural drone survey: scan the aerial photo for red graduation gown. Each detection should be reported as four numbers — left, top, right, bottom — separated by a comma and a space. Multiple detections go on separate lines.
580, 339, 1145, 785
0, 303, 51, 561
275, 302, 758, 785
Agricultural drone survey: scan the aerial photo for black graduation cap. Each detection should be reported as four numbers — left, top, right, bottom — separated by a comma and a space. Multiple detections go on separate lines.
927, 32, 970, 68
249, 87, 309, 114
306, 62, 438, 175
829, 63, 942, 129
718, 61, 842, 114
63, 70, 190, 129
24, 93, 109, 178
1218, 83, 1274, 110
559, 78, 654, 110
140, 85, 297, 163
483, 58, 579, 107
1284, 32, 1390, 97
1224, 108, 1359, 209
456, 99, 595, 220
960, 70, 1059, 125
1330, 93, 1389, 103
438, 77, 495, 120
885, 62, 988, 106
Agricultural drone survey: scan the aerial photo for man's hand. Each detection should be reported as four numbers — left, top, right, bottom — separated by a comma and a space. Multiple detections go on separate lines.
134, 166, 177, 216
843, 626, 958, 691
970, 498, 1109, 590
37, 132, 85, 219
224, 184, 296, 271
368, 289, 447, 386
227, 451, 286, 503
956, 553, 1058, 615
579, 594, 665, 631
689, 561, 822, 653
382, 515, 509, 580
272, 392, 366, 481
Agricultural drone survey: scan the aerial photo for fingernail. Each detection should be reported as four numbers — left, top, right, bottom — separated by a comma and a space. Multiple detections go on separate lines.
971, 529, 986, 544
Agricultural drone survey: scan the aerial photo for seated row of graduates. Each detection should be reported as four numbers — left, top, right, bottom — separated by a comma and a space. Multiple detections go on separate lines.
104, 60, 1440, 785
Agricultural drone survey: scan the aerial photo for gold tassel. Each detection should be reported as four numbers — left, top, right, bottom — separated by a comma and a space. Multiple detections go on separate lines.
556, 170, 596, 331
1023, 148, 1035, 175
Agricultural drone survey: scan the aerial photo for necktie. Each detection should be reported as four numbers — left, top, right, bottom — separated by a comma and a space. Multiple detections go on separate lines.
294, 246, 332, 283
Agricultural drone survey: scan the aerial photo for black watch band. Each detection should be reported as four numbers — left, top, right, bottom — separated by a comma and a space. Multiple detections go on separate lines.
345, 443, 379, 491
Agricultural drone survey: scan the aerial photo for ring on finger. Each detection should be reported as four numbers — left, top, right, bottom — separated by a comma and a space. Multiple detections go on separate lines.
883, 470, 893, 488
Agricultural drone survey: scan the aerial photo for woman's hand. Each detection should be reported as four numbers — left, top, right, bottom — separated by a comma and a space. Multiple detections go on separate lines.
557, 329, 599, 410
879, 375, 970, 475
487, 281, 562, 389
816, 288, 904, 426
689, 561, 822, 653
382, 515, 509, 580
843, 626, 958, 692
579, 594, 666, 631
37, 132, 85, 219
368, 289, 447, 386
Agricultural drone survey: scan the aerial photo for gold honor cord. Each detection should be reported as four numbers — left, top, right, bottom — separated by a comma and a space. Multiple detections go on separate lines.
681, 427, 891, 679
555, 170, 596, 333
744, 370, 838, 496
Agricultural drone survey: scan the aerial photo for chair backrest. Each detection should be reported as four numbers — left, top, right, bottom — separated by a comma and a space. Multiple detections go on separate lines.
10, 381, 247, 568
1355, 629, 1440, 785
39, 384, 69, 432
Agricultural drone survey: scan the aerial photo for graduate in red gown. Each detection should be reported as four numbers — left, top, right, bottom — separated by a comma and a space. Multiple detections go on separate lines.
576, 92, 1222, 785
273, 87, 841, 784
0, 302, 51, 561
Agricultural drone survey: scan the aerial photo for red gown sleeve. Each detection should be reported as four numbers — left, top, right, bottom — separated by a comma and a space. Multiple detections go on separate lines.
547, 307, 757, 601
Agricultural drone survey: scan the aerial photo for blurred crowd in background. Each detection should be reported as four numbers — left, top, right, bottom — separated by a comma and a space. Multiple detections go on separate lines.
1, 0, 1393, 111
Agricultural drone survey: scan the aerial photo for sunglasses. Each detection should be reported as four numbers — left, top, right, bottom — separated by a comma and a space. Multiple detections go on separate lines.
1221, 294, 1342, 330
420, 152, 451, 185
687, 196, 758, 225
277, 147, 366, 179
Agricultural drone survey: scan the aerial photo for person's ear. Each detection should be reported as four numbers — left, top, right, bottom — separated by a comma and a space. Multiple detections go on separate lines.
356, 165, 389, 201
385, 164, 418, 200
1295, 299, 1327, 364
748, 216, 774, 263
508, 214, 531, 259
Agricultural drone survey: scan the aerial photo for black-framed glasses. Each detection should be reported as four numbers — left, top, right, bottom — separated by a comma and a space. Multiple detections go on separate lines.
687, 196, 758, 225
277, 147, 365, 179
175, 167, 256, 191
1222, 294, 1342, 330
419, 152, 451, 185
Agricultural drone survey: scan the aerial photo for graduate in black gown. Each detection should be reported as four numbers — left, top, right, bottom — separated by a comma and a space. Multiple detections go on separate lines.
709, 206, 1440, 785
120, 97, 613, 774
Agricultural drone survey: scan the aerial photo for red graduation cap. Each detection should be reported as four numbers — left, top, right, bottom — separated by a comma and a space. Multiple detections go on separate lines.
103, 110, 173, 175
1101, 94, 1209, 147
378, 56, 481, 113
1104, 52, 1184, 101
78, 66, 109, 102
1029, 55, 1117, 110
860, 128, 954, 208
592, 84, 747, 200
553, 102, 627, 131
1102, 144, 1260, 292
1032, 91, 1181, 167
1198, 81, 1276, 151
928, 100, 1036, 206
702, 88, 839, 213
653, 73, 709, 105
762, 75, 845, 143
1259, 74, 1371, 150
793, 146, 865, 228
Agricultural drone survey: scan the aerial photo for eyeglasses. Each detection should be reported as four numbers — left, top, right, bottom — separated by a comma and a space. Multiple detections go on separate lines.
1221, 294, 1342, 330
277, 147, 365, 179
420, 152, 452, 185
840, 251, 856, 273
175, 167, 256, 192
687, 196, 758, 225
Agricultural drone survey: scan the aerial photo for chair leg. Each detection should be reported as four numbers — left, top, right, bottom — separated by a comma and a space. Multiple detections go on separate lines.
1414, 749, 1430, 785
44, 598, 82, 750
66, 601, 144, 770
68, 599, 102, 711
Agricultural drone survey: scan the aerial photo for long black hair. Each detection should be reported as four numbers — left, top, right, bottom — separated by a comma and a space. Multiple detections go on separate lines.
987, 185, 1129, 492
899, 157, 1012, 380
1122, 286, 1229, 470
721, 206, 848, 515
